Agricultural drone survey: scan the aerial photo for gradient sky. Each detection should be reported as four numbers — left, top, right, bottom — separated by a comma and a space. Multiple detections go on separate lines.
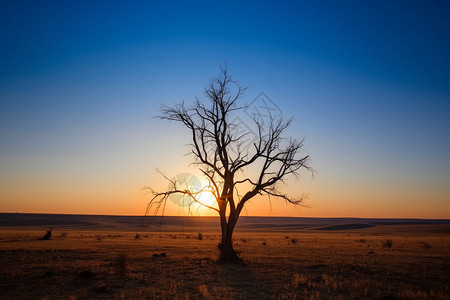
1, 0, 449, 218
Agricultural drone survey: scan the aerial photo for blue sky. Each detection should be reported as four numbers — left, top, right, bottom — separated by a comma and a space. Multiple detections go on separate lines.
1, 0, 449, 217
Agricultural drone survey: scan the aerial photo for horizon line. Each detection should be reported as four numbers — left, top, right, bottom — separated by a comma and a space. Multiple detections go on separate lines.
1, 212, 449, 221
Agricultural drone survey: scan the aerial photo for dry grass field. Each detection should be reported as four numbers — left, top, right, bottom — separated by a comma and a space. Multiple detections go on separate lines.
1, 222, 449, 300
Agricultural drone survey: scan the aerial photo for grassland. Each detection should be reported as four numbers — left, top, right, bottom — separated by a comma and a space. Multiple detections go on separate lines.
1, 222, 449, 299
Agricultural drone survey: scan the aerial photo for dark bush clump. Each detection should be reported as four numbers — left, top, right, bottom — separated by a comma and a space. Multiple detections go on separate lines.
382, 239, 393, 248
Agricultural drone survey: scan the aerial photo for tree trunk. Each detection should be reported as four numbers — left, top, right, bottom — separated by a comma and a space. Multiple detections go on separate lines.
218, 223, 239, 262
218, 208, 241, 262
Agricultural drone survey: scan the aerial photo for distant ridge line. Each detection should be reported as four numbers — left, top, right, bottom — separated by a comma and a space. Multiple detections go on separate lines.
0, 213, 449, 233
1, 212, 448, 221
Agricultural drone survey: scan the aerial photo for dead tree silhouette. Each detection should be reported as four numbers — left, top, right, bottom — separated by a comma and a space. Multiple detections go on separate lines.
147, 64, 312, 262
41, 227, 52, 240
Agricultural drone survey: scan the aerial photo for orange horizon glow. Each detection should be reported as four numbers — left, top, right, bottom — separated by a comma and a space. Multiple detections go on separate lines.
2, 157, 449, 219
2, 191, 449, 220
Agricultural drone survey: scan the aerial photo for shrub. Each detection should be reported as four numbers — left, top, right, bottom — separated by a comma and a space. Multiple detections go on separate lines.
321, 273, 337, 290
293, 273, 307, 288
198, 284, 211, 299
80, 270, 94, 279
418, 241, 431, 249
382, 239, 393, 248
198, 232, 203, 240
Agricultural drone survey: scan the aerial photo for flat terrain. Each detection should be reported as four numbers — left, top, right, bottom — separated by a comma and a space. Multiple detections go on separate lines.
0, 214, 449, 299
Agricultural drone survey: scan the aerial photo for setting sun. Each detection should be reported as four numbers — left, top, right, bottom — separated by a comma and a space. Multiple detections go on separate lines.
197, 188, 218, 212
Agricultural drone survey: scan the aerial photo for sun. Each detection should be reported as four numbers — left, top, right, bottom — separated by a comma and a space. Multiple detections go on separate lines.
191, 179, 218, 214
197, 189, 217, 209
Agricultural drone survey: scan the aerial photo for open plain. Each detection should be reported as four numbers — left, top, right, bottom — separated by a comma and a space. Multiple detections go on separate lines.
0, 214, 449, 299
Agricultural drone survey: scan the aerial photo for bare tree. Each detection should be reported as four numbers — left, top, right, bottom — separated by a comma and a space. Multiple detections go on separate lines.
147, 65, 312, 262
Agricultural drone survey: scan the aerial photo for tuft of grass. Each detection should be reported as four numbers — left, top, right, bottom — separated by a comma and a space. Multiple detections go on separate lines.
79, 270, 95, 279
152, 253, 166, 259
293, 273, 307, 289
418, 241, 431, 249
198, 284, 212, 299
382, 239, 393, 248
93, 285, 107, 294
116, 252, 128, 275
321, 273, 337, 290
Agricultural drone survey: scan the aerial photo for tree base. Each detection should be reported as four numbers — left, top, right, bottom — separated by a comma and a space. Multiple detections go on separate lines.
217, 243, 244, 264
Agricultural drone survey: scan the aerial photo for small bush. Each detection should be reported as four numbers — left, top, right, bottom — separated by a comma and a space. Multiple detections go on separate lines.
135, 233, 141, 240
198, 232, 203, 240
291, 238, 298, 244
198, 284, 211, 299
293, 273, 307, 288
418, 241, 431, 249
80, 270, 95, 279
93, 285, 107, 294
321, 273, 337, 290
152, 253, 166, 259
382, 239, 393, 248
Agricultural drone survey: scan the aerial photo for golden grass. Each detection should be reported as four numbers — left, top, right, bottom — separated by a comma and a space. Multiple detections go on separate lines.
0, 229, 449, 299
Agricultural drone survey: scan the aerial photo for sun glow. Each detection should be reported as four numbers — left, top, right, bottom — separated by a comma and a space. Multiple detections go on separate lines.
196, 188, 218, 211
185, 178, 217, 215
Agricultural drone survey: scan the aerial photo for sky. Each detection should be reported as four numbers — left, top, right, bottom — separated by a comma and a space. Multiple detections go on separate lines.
1, 0, 449, 218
